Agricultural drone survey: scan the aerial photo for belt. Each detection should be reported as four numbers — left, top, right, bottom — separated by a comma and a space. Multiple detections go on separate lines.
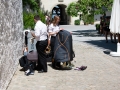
37, 39, 47, 42
51, 36, 56, 38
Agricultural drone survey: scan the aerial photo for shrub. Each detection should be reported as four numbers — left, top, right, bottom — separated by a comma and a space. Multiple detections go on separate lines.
23, 12, 35, 29
74, 19, 80, 25
82, 14, 94, 25
23, 10, 45, 30
38, 10, 45, 23
95, 24, 100, 30
88, 15, 94, 24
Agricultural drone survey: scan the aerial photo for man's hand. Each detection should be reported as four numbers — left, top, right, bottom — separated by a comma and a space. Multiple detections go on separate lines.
31, 32, 35, 37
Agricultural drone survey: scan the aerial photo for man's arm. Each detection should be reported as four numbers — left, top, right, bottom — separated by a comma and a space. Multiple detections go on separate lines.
31, 32, 36, 37
31, 25, 41, 38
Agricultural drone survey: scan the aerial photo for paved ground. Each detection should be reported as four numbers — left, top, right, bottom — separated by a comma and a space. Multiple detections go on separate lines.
7, 25, 120, 90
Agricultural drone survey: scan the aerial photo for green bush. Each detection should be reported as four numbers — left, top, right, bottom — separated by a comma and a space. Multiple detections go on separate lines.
74, 19, 80, 25
87, 15, 94, 24
82, 14, 88, 24
38, 10, 45, 23
23, 12, 35, 29
82, 14, 94, 25
95, 24, 100, 30
23, 10, 45, 30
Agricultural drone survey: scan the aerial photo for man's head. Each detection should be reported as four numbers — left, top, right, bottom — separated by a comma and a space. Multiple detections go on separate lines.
34, 15, 40, 23
25, 31, 28, 36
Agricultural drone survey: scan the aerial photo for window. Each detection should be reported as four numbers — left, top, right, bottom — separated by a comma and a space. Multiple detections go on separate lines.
58, 0, 63, 2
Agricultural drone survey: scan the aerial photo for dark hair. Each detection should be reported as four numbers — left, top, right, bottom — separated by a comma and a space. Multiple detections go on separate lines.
25, 31, 28, 35
34, 15, 40, 20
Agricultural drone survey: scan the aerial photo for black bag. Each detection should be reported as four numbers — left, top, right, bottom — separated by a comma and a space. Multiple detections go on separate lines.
19, 56, 28, 67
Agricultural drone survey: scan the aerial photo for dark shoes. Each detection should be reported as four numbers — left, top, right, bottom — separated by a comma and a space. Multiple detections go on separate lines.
38, 70, 47, 73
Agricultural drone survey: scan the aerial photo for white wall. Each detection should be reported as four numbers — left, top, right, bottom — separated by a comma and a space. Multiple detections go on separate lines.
40, 0, 78, 11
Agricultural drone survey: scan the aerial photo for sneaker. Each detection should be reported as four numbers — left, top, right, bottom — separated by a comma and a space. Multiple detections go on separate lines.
25, 69, 30, 73
25, 69, 34, 76
30, 71, 34, 75
25, 69, 30, 76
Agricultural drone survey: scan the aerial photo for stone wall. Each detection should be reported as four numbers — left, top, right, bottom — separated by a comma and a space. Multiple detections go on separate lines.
0, 0, 23, 90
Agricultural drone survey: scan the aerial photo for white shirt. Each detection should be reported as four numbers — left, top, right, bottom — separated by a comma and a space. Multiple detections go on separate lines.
48, 23, 60, 36
34, 20, 48, 41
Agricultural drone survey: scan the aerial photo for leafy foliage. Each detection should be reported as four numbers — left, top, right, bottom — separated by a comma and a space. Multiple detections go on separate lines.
78, 0, 113, 15
74, 19, 80, 25
22, 0, 40, 11
23, 12, 35, 29
95, 24, 100, 31
66, 2, 79, 17
84, 14, 94, 24
67, 0, 113, 16
22, 0, 45, 29
23, 11, 45, 30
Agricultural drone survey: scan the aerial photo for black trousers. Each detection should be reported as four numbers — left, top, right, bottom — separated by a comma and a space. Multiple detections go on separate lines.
25, 36, 28, 46
50, 36, 56, 58
36, 40, 48, 72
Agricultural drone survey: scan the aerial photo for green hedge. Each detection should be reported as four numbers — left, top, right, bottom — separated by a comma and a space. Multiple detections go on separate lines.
74, 19, 80, 25
23, 10, 45, 30
95, 24, 100, 30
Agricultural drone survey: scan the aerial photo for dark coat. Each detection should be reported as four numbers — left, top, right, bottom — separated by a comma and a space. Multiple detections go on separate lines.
54, 30, 75, 62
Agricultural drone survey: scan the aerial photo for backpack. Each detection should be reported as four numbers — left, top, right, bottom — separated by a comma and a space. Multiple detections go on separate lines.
19, 56, 28, 67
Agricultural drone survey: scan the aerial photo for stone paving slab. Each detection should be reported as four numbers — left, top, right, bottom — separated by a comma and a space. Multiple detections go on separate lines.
7, 25, 120, 90
7, 42, 120, 90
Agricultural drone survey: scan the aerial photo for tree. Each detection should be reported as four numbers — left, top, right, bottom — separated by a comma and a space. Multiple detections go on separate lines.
22, 0, 40, 12
66, 2, 79, 17
67, 0, 113, 17
67, 0, 113, 24
78, 0, 113, 15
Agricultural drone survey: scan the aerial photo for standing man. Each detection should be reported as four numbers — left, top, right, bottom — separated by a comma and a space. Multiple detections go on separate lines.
31, 15, 48, 73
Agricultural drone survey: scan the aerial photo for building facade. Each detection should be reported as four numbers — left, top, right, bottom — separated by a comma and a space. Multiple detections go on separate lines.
40, 0, 111, 25
40, 0, 79, 25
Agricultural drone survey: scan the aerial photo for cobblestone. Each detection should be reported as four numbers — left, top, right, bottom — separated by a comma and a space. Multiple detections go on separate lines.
7, 25, 120, 90
7, 42, 120, 90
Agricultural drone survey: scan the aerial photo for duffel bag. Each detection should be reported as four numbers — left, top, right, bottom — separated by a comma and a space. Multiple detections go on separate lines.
27, 50, 38, 61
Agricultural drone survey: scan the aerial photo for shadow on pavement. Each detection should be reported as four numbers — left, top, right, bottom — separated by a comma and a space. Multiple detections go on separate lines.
84, 40, 117, 55
72, 29, 102, 37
